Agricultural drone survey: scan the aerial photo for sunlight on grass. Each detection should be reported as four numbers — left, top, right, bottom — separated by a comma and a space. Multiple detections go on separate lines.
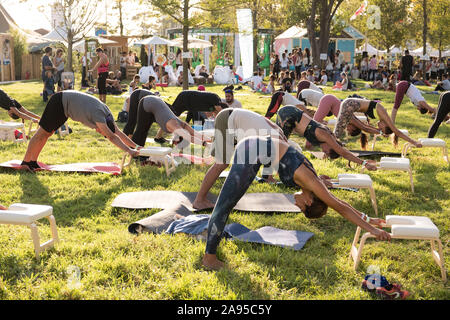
0, 80, 448, 300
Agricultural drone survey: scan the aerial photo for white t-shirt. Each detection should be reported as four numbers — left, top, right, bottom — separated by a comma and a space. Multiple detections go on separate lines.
320, 75, 328, 86
280, 57, 289, 68
406, 84, 425, 106
228, 109, 277, 145
299, 89, 324, 107
221, 98, 242, 109
282, 92, 304, 107
308, 81, 323, 93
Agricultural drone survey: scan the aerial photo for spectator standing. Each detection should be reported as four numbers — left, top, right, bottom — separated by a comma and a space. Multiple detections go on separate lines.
368, 55, 378, 81
272, 54, 281, 79
400, 50, 413, 81
280, 53, 289, 71
120, 52, 127, 80
89, 47, 109, 103
175, 49, 182, 69
41, 46, 55, 101
438, 58, 446, 81
53, 48, 65, 92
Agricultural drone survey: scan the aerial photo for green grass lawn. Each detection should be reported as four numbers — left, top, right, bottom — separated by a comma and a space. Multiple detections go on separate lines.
0, 79, 448, 300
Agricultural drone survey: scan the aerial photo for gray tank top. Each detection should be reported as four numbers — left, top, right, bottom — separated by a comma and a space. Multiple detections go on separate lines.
141, 95, 182, 133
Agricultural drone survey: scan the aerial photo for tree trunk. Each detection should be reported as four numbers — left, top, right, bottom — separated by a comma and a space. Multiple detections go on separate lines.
118, 0, 124, 36
252, 1, 259, 73
182, 0, 189, 90
422, 0, 427, 77
307, 0, 319, 66
67, 30, 73, 72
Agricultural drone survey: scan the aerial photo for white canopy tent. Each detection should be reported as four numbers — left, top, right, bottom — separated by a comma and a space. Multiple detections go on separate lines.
410, 45, 449, 58
274, 26, 307, 40
134, 36, 175, 46
171, 37, 213, 49
73, 36, 118, 52
356, 43, 386, 55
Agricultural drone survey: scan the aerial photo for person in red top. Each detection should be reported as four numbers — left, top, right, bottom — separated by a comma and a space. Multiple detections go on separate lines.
89, 47, 110, 103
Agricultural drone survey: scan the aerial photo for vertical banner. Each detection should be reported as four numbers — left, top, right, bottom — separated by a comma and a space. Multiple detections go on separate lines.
236, 8, 253, 79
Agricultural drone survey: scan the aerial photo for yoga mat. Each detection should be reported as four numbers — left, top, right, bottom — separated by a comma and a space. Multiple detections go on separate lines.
128, 203, 192, 234
0, 160, 122, 175
310, 150, 401, 160
225, 223, 314, 251
112, 191, 301, 213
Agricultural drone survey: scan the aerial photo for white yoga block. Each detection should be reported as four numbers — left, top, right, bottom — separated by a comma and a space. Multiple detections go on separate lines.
385, 215, 440, 239
338, 173, 373, 188
418, 138, 446, 148
399, 129, 409, 136
356, 115, 368, 123
326, 119, 337, 127
380, 157, 410, 170
1, 203, 53, 224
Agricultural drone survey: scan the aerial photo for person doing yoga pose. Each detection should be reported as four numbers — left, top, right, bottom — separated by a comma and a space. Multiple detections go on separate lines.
0, 88, 40, 122
427, 91, 450, 138
297, 88, 324, 108
265, 91, 312, 119
122, 89, 156, 137
21, 90, 140, 171
202, 136, 391, 270
313, 94, 381, 149
131, 95, 210, 151
334, 98, 423, 148
276, 106, 377, 170
391, 81, 436, 124
296, 80, 323, 96
192, 108, 287, 210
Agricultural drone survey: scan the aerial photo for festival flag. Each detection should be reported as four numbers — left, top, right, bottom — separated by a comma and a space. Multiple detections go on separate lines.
350, 0, 368, 21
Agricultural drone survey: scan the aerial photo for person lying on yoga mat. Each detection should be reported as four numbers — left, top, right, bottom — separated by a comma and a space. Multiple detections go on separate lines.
276, 106, 377, 171
122, 89, 155, 137
297, 88, 324, 108
21, 90, 140, 171
334, 98, 423, 149
296, 80, 323, 96
314, 94, 381, 149
0, 88, 40, 122
131, 95, 211, 153
428, 91, 450, 138
193, 108, 287, 210
264, 90, 313, 119
201, 136, 390, 270
391, 81, 436, 124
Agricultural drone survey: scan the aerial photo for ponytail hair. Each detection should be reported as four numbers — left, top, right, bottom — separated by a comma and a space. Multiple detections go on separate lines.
360, 133, 368, 150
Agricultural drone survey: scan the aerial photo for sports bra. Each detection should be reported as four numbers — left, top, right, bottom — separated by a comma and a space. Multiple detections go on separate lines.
365, 100, 378, 119
278, 146, 317, 188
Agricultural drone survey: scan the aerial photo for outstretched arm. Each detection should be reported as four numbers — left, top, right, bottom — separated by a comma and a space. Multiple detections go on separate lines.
96, 122, 139, 156
295, 168, 390, 240
377, 106, 422, 146
9, 107, 39, 122
349, 117, 379, 135
317, 130, 377, 170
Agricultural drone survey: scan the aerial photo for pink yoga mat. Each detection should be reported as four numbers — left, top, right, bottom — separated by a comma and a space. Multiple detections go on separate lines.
0, 160, 122, 175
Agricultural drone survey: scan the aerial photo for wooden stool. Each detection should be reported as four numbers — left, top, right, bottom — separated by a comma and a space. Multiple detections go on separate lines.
0, 204, 59, 259
363, 157, 414, 192
0, 122, 27, 143
121, 147, 176, 176
331, 174, 378, 216
350, 215, 447, 282
402, 138, 448, 163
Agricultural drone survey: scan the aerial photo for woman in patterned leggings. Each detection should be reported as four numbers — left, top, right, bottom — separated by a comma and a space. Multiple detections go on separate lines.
334, 98, 422, 148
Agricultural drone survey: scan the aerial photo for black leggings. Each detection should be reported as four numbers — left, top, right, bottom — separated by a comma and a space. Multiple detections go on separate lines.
264, 91, 284, 119
97, 72, 108, 95
131, 99, 157, 146
428, 92, 450, 138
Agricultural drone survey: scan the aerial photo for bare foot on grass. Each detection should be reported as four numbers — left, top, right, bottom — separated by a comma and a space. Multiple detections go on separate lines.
202, 254, 225, 271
